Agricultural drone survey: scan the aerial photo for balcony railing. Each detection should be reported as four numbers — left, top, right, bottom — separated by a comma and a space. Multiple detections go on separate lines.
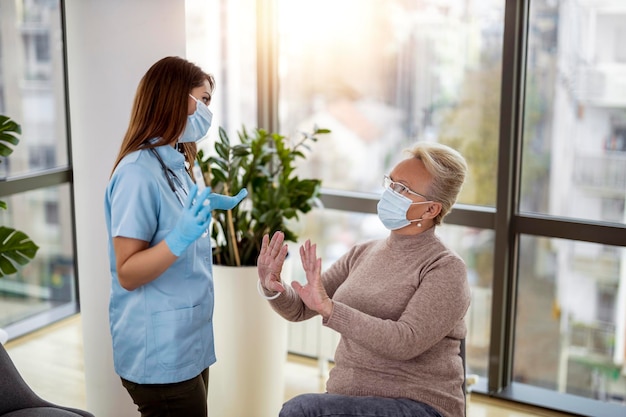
568, 320, 616, 364
575, 64, 626, 107
573, 152, 626, 197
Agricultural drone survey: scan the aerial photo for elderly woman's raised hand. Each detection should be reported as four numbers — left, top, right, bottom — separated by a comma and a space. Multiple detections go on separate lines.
293, 239, 334, 319
257, 231, 288, 294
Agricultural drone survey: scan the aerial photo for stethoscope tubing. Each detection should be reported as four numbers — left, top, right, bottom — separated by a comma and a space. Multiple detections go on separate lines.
149, 147, 187, 206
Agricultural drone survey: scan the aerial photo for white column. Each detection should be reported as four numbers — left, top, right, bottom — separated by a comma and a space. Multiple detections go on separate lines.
64, 1, 186, 415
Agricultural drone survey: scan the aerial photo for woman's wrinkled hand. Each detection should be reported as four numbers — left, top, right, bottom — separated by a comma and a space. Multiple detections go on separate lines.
293, 239, 333, 319
257, 231, 288, 294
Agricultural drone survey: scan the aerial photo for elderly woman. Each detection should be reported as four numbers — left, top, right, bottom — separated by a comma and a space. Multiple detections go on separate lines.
257, 142, 470, 417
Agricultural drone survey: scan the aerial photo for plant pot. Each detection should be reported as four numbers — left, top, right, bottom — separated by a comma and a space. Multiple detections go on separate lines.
209, 264, 289, 417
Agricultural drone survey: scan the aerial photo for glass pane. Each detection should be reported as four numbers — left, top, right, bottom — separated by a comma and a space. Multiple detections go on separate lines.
185, 0, 258, 153
0, 184, 76, 327
0, 0, 69, 177
515, 235, 626, 405
286, 209, 493, 382
521, 0, 626, 223
278, 0, 504, 207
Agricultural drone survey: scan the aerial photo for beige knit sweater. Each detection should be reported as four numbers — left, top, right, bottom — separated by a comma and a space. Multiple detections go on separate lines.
270, 227, 471, 417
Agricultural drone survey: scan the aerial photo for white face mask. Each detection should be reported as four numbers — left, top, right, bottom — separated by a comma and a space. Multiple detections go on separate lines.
179, 95, 213, 143
376, 188, 429, 230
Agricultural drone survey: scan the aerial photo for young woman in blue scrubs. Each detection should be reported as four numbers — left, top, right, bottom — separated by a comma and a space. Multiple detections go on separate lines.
105, 56, 247, 417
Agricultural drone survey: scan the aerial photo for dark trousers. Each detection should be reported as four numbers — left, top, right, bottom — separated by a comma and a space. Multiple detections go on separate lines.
279, 393, 444, 417
121, 368, 209, 417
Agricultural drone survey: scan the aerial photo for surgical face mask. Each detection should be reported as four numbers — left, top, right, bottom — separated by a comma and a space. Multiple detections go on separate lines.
376, 188, 430, 230
179, 94, 213, 143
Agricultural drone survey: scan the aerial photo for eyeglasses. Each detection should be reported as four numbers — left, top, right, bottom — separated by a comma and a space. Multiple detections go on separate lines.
383, 175, 431, 201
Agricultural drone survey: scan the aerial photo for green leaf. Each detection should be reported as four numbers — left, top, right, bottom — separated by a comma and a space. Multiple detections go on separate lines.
213, 142, 227, 160
197, 124, 330, 266
211, 170, 227, 187
232, 144, 251, 157
0, 226, 39, 278
209, 156, 230, 172
0, 115, 38, 278
0, 115, 21, 159
218, 126, 231, 147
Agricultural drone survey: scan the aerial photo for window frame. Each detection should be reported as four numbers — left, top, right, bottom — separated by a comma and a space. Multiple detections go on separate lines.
0, 0, 79, 339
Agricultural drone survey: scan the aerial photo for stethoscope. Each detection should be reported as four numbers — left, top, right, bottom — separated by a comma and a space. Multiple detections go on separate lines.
149, 147, 188, 206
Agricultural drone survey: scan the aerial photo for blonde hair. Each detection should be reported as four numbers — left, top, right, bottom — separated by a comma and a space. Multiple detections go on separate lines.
405, 142, 467, 225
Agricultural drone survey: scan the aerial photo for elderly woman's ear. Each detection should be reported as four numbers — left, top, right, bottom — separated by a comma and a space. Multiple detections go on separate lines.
425, 202, 442, 219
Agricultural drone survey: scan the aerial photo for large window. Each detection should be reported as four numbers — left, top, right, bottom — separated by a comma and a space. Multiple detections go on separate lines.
521, 0, 626, 226
274, 0, 504, 386
514, 0, 626, 409
0, 0, 76, 338
515, 236, 626, 403
186, 0, 626, 414
284, 0, 626, 413
185, 0, 258, 149
278, 0, 503, 207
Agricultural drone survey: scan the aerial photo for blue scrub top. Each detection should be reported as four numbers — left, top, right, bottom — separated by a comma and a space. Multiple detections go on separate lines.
104, 144, 215, 384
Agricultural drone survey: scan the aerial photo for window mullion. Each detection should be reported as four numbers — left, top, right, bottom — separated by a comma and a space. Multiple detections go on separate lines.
489, 0, 530, 393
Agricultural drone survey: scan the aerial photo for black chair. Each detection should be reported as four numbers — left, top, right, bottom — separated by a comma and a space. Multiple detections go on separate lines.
0, 342, 94, 417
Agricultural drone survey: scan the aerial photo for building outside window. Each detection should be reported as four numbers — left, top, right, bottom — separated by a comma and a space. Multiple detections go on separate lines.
0, 0, 76, 336
518, 0, 626, 404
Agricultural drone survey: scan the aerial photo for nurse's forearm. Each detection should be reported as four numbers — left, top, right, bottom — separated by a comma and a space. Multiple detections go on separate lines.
115, 239, 177, 291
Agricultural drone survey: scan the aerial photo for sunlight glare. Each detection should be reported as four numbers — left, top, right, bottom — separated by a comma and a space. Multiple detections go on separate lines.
278, 0, 372, 46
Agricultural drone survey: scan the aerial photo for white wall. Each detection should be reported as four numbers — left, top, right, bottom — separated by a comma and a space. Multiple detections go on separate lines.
64, 1, 187, 415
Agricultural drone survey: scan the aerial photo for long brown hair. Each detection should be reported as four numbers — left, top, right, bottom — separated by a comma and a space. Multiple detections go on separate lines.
110, 56, 215, 176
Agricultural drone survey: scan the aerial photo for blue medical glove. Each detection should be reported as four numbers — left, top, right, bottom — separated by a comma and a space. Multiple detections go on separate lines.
207, 188, 248, 210
165, 184, 213, 256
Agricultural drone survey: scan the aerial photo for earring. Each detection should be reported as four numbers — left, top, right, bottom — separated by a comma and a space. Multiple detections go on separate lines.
416, 218, 423, 228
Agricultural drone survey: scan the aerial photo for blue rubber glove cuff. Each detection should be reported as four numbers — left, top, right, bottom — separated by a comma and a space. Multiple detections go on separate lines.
165, 185, 213, 256
165, 227, 207, 257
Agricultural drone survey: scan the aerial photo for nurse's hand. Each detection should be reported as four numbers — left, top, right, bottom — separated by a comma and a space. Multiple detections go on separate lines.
165, 184, 213, 256
206, 188, 248, 211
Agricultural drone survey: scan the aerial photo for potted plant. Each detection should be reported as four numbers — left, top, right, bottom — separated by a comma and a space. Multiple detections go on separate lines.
0, 115, 39, 278
197, 125, 329, 266
196, 124, 328, 417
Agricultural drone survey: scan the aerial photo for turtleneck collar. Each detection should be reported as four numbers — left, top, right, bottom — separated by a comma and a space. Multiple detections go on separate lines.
385, 226, 438, 252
